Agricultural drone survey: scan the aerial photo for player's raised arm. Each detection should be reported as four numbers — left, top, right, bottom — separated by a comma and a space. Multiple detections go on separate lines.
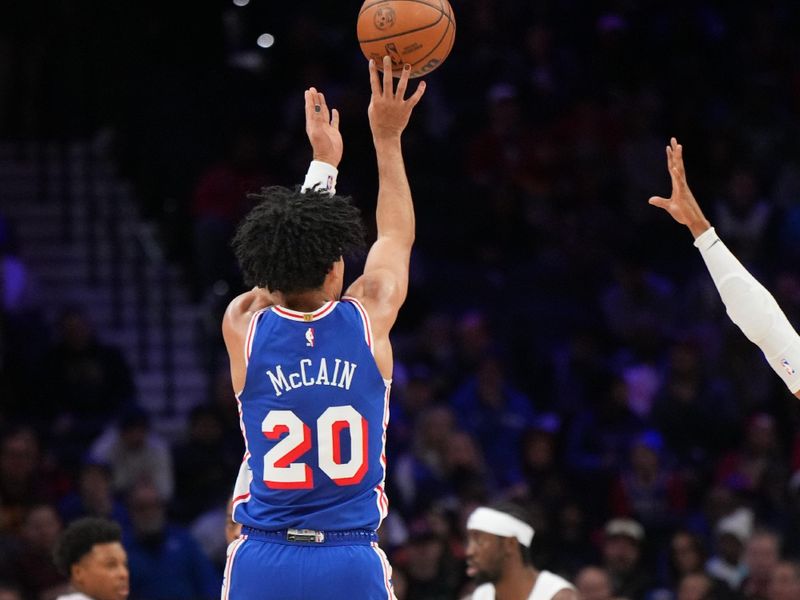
302, 86, 342, 193
346, 56, 426, 375
649, 137, 800, 399
223, 85, 345, 393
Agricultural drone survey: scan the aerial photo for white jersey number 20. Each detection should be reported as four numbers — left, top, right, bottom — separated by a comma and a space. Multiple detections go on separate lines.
262, 406, 368, 489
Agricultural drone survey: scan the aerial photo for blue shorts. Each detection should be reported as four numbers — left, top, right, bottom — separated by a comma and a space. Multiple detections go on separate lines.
222, 527, 395, 600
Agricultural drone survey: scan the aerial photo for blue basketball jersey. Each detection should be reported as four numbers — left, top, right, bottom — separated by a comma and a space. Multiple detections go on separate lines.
231, 298, 390, 532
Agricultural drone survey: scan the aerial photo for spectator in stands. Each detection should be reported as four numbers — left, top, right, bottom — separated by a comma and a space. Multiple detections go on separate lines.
0, 583, 22, 600
89, 407, 174, 501
172, 405, 238, 522
392, 406, 458, 516
40, 307, 134, 461
519, 415, 570, 515
13, 504, 68, 598
667, 530, 709, 588
392, 517, 463, 600
714, 167, 772, 264
610, 430, 686, 539
653, 340, 738, 466
600, 252, 677, 349
768, 561, 800, 600
602, 517, 651, 600
59, 462, 127, 524
441, 430, 490, 507
715, 414, 787, 498
566, 374, 643, 507
706, 508, 753, 592
741, 529, 782, 600
451, 353, 536, 487
123, 481, 218, 600
676, 572, 719, 600
190, 130, 271, 295
548, 500, 597, 578
574, 566, 614, 600
189, 497, 241, 574
0, 426, 57, 535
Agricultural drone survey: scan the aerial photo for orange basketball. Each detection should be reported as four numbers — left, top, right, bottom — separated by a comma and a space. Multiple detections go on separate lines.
357, 0, 455, 78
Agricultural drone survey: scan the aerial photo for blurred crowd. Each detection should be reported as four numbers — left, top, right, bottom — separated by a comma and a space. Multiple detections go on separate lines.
4, 1, 800, 599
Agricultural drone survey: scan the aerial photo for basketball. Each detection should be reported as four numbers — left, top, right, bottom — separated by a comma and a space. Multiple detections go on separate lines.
357, 0, 456, 78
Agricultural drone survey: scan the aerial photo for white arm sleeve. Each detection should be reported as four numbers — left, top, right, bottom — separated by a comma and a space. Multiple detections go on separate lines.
301, 160, 338, 195
695, 227, 800, 393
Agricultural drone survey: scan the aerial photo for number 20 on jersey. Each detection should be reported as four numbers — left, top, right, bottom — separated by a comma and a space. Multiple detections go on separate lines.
262, 405, 368, 489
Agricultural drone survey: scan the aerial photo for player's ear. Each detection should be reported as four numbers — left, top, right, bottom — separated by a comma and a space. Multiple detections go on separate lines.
71, 562, 84, 586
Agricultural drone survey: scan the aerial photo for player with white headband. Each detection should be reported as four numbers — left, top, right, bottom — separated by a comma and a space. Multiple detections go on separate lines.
465, 503, 577, 600
649, 138, 800, 399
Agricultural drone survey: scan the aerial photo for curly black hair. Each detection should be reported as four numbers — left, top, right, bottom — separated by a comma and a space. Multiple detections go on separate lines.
232, 186, 366, 293
53, 517, 123, 576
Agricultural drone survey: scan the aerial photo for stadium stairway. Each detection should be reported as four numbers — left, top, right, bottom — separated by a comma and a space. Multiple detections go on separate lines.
0, 140, 211, 436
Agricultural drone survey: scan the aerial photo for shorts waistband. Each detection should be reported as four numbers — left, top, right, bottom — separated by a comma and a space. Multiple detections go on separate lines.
241, 526, 378, 546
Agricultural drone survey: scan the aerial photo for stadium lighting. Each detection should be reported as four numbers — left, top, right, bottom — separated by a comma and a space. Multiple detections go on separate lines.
257, 33, 275, 48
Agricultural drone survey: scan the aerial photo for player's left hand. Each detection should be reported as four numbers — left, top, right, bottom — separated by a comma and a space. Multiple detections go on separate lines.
368, 56, 426, 140
305, 87, 342, 168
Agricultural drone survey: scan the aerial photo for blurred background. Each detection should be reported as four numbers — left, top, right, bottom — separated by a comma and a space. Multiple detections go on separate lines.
3, 1, 800, 599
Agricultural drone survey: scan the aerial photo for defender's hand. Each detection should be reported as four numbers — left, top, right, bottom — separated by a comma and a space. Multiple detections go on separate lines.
648, 137, 711, 238
305, 87, 342, 168
368, 56, 426, 141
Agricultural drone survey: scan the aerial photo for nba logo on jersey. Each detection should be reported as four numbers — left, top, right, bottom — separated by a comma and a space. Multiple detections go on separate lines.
305, 327, 315, 347
781, 358, 796, 375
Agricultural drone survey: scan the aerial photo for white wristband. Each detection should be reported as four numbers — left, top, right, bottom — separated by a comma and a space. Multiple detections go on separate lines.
301, 160, 338, 195
693, 226, 719, 251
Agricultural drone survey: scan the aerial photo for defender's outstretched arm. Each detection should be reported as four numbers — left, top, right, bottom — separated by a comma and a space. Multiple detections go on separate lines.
650, 138, 800, 398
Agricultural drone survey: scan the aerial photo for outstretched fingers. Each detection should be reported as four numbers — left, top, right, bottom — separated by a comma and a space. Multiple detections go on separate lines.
304, 88, 315, 123
306, 87, 324, 119
671, 137, 686, 179
331, 108, 340, 130
382, 55, 393, 95
395, 64, 411, 99
648, 195, 670, 209
368, 59, 381, 97
317, 91, 331, 123
406, 80, 427, 107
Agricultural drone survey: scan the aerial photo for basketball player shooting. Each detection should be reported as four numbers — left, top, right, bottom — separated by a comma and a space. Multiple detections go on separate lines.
649, 138, 800, 399
219, 56, 425, 600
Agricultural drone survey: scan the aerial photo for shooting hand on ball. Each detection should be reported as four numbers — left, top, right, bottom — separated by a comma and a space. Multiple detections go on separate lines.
368, 56, 426, 141
305, 87, 342, 168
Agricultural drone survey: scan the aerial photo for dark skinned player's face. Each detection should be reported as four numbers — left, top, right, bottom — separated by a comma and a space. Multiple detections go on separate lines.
466, 530, 507, 583
72, 542, 129, 600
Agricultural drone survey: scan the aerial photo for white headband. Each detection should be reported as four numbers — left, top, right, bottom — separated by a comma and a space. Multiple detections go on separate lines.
467, 507, 535, 547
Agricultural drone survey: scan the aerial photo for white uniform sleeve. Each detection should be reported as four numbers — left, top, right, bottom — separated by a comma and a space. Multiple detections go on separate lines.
695, 227, 800, 393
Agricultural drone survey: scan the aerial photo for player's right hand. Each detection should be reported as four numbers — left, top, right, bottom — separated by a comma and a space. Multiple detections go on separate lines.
368, 56, 426, 140
305, 87, 342, 168
648, 137, 711, 238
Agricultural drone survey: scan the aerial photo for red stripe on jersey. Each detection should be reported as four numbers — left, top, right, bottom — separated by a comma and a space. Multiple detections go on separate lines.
244, 308, 267, 364
342, 296, 373, 348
